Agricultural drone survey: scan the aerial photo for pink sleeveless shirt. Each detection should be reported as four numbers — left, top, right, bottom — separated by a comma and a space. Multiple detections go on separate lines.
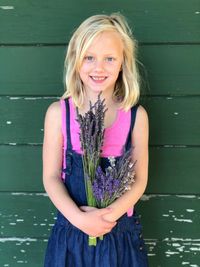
60, 97, 134, 216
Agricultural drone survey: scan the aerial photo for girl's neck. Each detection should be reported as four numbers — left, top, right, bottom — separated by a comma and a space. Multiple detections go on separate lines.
82, 89, 118, 111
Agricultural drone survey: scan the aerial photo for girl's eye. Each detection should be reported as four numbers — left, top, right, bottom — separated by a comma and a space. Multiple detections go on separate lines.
106, 57, 115, 62
84, 56, 94, 61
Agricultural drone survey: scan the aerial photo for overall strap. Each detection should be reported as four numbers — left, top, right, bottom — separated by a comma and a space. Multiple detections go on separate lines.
65, 98, 73, 151
61, 98, 73, 177
125, 104, 139, 151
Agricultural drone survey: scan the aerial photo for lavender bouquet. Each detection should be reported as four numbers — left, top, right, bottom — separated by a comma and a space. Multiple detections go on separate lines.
76, 93, 107, 245
76, 94, 136, 246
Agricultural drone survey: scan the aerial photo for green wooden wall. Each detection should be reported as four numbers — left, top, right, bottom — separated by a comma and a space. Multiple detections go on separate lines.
0, 1, 200, 266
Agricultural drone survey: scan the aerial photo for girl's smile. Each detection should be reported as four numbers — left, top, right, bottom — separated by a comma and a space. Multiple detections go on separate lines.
79, 31, 124, 96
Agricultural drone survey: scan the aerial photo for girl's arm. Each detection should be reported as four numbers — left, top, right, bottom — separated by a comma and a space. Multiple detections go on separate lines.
43, 101, 116, 237
102, 105, 149, 222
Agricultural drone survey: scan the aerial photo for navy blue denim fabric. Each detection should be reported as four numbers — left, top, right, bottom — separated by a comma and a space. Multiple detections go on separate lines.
44, 99, 149, 267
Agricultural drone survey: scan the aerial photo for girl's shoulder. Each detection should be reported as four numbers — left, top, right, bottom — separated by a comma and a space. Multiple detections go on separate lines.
131, 104, 149, 141
46, 100, 61, 115
135, 104, 148, 118
44, 100, 62, 129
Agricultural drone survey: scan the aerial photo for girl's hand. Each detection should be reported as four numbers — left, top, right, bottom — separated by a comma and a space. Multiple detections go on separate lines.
77, 206, 117, 237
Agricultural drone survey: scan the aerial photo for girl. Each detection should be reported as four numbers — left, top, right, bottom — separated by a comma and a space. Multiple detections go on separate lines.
43, 13, 149, 267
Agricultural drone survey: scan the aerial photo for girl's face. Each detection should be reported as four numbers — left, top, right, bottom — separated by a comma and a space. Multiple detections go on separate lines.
79, 31, 124, 97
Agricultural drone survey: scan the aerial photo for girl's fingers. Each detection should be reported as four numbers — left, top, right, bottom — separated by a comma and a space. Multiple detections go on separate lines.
79, 206, 97, 212
99, 207, 113, 216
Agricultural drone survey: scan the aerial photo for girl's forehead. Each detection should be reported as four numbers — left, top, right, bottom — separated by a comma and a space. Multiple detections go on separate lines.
85, 31, 124, 54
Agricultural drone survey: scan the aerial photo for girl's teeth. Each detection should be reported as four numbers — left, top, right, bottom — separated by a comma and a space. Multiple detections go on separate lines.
92, 76, 106, 80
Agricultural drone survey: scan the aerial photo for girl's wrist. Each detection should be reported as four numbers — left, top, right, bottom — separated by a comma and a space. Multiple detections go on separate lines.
68, 208, 84, 229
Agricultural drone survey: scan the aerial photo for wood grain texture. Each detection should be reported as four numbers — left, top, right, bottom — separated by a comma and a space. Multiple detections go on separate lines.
0, 0, 199, 43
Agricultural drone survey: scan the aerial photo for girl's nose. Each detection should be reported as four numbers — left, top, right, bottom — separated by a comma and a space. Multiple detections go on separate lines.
94, 60, 104, 71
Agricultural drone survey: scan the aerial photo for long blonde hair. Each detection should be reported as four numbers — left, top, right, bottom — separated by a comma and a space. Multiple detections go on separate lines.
61, 13, 140, 110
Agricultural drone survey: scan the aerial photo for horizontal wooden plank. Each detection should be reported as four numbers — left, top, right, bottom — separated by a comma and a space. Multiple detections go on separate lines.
0, 238, 47, 267
0, 0, 199, 43
147, 147, 200, 194
0, 238, 200, 267
0, 146, 200, 194
0, 145, 43, 191
145, 239, 200, 266
145, 96, 200, 145
0, 194, 199, 239
0, 97, 199, 145
0, 193, 55, 238
0, 45, 199, 95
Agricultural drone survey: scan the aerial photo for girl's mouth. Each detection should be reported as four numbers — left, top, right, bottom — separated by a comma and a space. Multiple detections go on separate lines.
90, 76, 108, 83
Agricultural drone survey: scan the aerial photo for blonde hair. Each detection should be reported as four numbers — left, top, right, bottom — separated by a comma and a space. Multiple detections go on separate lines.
61, 13, 140, 110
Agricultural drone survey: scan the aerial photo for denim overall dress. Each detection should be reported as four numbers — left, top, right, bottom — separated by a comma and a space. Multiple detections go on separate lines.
44, 98, 149, 267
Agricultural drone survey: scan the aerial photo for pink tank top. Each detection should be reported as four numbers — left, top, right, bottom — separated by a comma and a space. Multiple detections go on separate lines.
60, 97, 134, 216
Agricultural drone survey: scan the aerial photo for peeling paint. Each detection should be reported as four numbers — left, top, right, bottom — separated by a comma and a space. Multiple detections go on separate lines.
9, 223, 16, 226
24, 97, 39, 100
186, 209, 194, 212
0, 6, 14, 10
9, 97, 20, 100
0, 237, 37, 242
176, 195, 196, 199
11, 192, 48, 196
16, 219, 24, 222
164, 238, 200, 242
164, 145, 173, 147
165, 251, 179, 255
190, 247, 200, 251
141, 194, 170, 201
147, 253, 156, 256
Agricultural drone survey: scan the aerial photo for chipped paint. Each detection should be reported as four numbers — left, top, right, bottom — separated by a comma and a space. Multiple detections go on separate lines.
174, 218, 192, 223
164, 144, 174, 147
9, 97, 20, 100
0, 6, 14, 10
195, 11, 200, 14
11, 192, 48, 196
176, 195, 196, 199
186, 209, 195, 212
165, 251, 179, 255
6, 121, 12, 124
141, 194, 170, 201
0, 237, 37, 242
174, 112, 179, 115
7, 96, 59, 100
8, 143, 17, 145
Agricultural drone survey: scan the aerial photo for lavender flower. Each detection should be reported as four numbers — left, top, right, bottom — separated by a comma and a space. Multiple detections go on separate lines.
93, 148, 136, 208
